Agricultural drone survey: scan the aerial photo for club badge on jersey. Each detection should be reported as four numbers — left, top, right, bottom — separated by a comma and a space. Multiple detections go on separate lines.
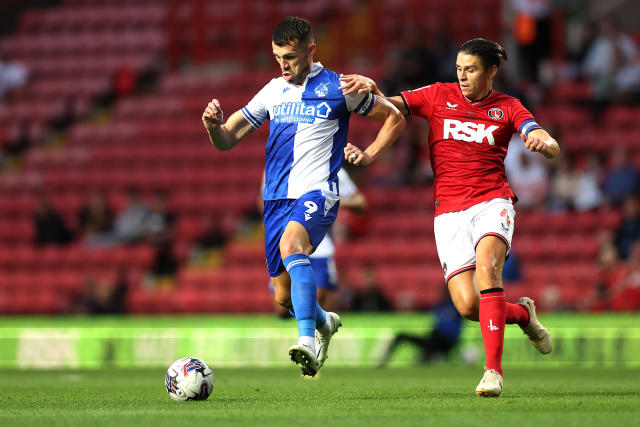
488, 108, 504, 120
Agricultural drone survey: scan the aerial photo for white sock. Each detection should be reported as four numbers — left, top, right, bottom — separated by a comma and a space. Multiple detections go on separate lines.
318, 314, 332, 336
298, 336, 315, 353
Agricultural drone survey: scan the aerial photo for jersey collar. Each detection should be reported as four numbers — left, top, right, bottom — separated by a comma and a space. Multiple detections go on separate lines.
308, 62, 323, 79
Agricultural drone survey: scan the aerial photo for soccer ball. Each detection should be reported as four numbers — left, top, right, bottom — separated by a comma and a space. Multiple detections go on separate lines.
165, 357, 214, 401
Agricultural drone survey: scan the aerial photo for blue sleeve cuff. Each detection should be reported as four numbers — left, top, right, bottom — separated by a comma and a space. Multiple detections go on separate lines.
241, 107, 261, 129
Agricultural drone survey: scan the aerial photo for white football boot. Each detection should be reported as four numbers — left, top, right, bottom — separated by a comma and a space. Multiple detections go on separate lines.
315, 312, 342, 369
475, 369, 503, 398
288, 344, 321, 378
517, 297, 552, 354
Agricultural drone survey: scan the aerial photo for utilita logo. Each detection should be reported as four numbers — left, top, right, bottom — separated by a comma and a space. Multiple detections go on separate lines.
443, 119, 499, 145
273, 101, 332, 124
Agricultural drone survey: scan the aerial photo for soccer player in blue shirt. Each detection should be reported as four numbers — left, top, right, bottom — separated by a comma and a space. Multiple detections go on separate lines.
202, 17, 405, 377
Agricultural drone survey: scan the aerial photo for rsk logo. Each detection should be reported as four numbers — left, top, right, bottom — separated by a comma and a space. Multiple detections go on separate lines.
443, 119, 499, 145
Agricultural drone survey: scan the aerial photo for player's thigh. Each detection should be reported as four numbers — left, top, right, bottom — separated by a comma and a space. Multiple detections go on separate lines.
470, 197, 515, 258
447, 270, 479, 321
434, 210, 476, 282
280, 191, 339, 259
471, 198, 515, 289
475, 236, 508, 290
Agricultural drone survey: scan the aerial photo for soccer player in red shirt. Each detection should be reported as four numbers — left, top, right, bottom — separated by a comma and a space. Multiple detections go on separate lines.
340, 38, 560, 397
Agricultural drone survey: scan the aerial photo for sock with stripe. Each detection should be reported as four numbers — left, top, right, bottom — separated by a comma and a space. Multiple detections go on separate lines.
479, 288, 506, 375
284, 253, 317, 351
506, 301, 530, 327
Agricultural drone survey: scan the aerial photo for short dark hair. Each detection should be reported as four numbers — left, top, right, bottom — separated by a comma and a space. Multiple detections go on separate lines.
272, 16, 314, 47
459, 38, 507, 70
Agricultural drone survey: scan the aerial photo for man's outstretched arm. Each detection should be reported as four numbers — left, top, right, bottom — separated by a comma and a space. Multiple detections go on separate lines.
202, 98, 256, 151
344, 95, 405, 166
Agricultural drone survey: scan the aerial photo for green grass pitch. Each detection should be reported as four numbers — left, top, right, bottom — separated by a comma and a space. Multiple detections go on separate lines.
1, 366, 638, 427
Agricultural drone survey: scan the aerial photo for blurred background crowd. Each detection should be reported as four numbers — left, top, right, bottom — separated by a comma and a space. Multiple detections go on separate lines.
0, 0, 639, 316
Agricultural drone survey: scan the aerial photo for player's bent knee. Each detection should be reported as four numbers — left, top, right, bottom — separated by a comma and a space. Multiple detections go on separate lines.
457, 305, 478, 321
453, 295, 479, 320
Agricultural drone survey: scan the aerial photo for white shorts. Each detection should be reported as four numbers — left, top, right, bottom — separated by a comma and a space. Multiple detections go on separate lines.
434, 198, 515, 282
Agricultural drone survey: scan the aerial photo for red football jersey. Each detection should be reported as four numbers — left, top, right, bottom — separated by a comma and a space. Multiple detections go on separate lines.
401, 82, 540, 216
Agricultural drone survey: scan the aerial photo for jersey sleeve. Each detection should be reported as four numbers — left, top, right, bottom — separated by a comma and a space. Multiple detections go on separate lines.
337, 168, 357, 198
241, 82, 271, 129
343, 91, 376, 116
400, 84, 438, 119
511, 99, 541, 136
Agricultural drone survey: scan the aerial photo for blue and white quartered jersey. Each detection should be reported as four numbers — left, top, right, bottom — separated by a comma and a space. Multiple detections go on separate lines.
241, 62, 375, 201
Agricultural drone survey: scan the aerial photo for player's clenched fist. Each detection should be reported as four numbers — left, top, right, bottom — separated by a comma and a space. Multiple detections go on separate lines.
202, 99, 224, 132
521, 133, 552, 158
344, 143, 371, 166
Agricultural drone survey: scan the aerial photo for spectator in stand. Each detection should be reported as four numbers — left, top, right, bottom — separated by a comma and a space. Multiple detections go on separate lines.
144, 192, 175, 242
399, 119, 432, 186
565, 18, 598, 79
112, 188, 151, 244
609, 242, 640, 311
113, 65, 136, 97
78, 192, 114, 247
590, 241, 626, 311
583, 16, 640, 110
79, 271, 128, 314
49, 96, 77, 134
509, 0, 552, 84
603, 147, 639, 206
197, 219, 227, 250
351, 266, 391, 312
33, 196, 73, 246
0, 54, 28, 99
573, 153, 603, 211
189, 214, 229, 267
548, 153, 579, 212
505, 135, 549, 209
145, 192, 178, 278
381, 26, 443, 95
591, 240, 640, 312
614, 195, 640, 261
3, 122, 30, 159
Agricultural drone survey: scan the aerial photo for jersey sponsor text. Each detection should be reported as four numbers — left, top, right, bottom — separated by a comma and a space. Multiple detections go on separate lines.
443, 119, 499, 145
